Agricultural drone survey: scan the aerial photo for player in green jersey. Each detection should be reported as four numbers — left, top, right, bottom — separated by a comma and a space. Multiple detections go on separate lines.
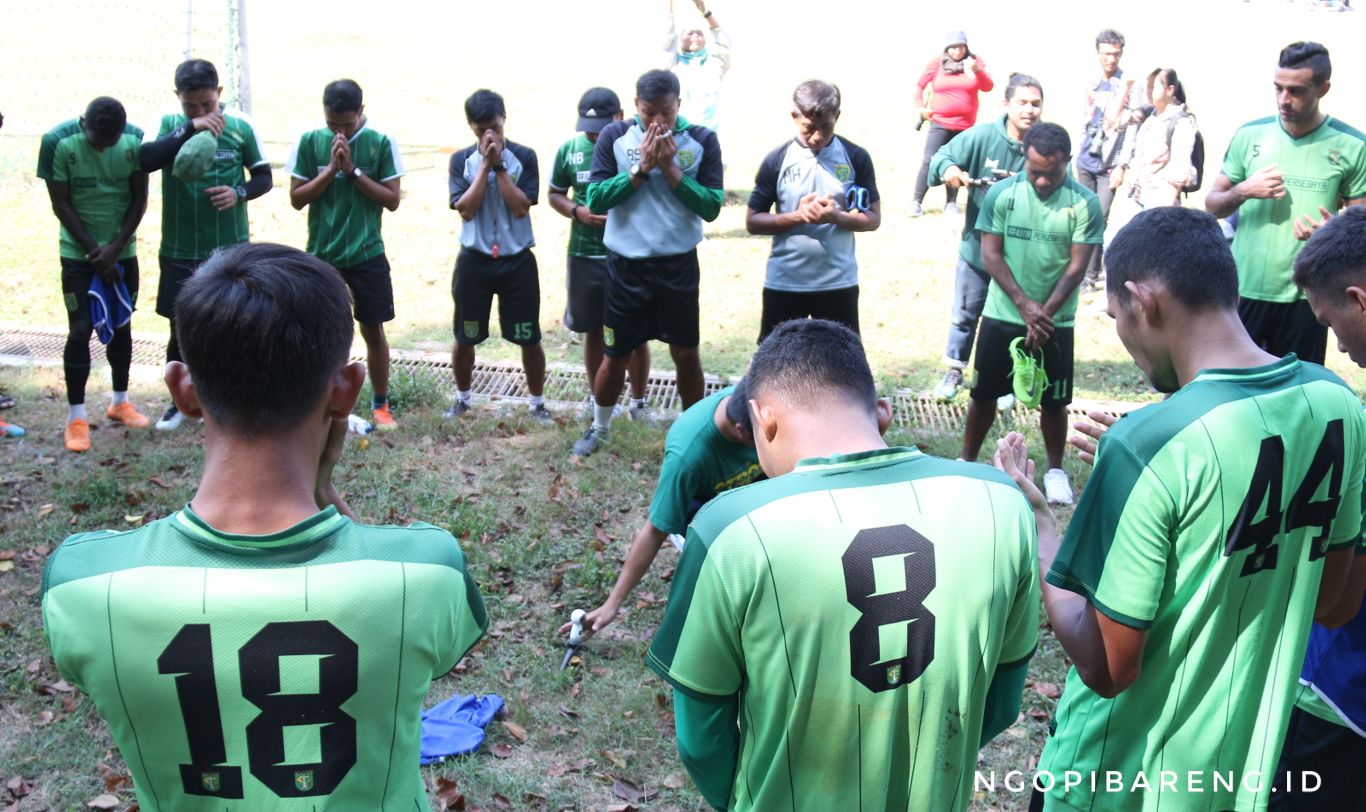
548, 87, 652, 418
562, 380, 760, 639
963, 122, 1103, 506
288, 79, 403, 431
36, 96, 151, 453
138, 59, 272, 431
647, 319, 1039, 811
1206, 42, 1366, 366
995, 206, 1364, 812
42, 242, 487, 810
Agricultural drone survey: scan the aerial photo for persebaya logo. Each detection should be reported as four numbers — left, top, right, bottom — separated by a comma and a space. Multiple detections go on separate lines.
603, 326, 616, 347
834, 163, 852, 183
201, 771, 221, 793
677, 150, 695, 170
1329, 149, 1344, 167
463, 320, 479, 339
294, 770, 315, 792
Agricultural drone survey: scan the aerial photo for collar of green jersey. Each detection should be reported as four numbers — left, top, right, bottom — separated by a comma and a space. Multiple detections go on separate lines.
633, 115, 691, 133
173, 504, 348, 552
1192, 353, 1299, 384
794, 445, 922, 473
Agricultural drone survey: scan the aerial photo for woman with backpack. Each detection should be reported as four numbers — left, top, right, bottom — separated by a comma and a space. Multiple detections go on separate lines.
911, 31, 994, 217
1104, 68, 1200, 247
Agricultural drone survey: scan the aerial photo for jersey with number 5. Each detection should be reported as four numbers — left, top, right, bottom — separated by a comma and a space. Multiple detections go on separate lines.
1038, 355, 1365, 812
647, 447, 1040, 811
42, 506, 487, 811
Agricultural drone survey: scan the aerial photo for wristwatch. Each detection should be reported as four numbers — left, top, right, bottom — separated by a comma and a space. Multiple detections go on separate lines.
493, 162, 508, 173
629, 163, 644, 180
352, 166, 363, 179
234, 185, 247, 201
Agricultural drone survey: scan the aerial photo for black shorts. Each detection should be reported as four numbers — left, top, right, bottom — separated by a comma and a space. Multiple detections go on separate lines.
336, 253, 395, 325
62, 257, 141, 324
1269, 704, 1366, 810
1238, 297, 1327, 365
602, 248, 699, 358
156, 256, 201, 318
564, 254, 608, 333
758, 286, 860, 342
971, 316, 1074, 406
452, 247, 541, 346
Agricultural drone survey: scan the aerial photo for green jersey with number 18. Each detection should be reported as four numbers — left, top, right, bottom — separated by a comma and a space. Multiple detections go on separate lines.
1038, 356, 1366, 812
648, 447, 1039, 811
42, 506, 487, 811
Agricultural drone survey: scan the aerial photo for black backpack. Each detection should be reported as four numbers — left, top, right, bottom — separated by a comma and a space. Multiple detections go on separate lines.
1165, 112, 1205, 192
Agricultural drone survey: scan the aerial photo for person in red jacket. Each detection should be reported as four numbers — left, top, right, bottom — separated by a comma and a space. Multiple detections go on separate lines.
913, 31, 993, 217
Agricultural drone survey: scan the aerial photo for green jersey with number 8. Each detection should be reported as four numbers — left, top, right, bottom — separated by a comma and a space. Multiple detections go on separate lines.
42, 506, 486, 811
1038, 356, 1366, 812
647, 447, 1039, 811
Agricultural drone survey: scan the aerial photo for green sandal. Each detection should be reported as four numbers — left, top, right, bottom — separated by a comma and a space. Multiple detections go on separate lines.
1008, 337, 1048, 409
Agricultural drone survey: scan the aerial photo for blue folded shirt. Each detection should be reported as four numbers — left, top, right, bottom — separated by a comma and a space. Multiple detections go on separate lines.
88, 264, 133, 345
419, 693, 504, 764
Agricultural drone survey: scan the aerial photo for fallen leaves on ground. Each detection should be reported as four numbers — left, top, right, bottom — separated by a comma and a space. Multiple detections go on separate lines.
433, 777, 466, 811
501, 720, 528, 743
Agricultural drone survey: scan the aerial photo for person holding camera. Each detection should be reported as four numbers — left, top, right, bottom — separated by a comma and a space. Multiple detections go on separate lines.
911, 31, 993, 217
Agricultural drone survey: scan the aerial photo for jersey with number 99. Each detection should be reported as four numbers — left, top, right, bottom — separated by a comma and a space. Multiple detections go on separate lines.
647, 447, 1039, 811
42, 506, 486, 811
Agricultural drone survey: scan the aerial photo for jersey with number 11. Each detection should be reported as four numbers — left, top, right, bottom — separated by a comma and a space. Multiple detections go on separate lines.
42, 507, 486, 811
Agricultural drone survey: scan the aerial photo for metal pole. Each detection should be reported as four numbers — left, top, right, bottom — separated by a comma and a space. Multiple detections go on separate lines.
184, 0, 194, 59
236, 0, 252, 114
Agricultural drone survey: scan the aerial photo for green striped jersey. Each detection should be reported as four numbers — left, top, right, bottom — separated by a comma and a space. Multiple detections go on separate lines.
158, 109, 268, 260
1038, 356, 1365, 812
648, 447, 1039, 811
42, 506, 487, 811
36, 119, 144, 260
1221, 116, 1366, 303
549, 133, 607, 257
976, 173, 1103, 328
286, 122, 403, 268
647, 386, 762, 535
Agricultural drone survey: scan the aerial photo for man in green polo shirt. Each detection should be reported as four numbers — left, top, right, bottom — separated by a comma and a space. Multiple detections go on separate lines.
961, 122, 1102, 506
1206, 41, 1366, 365
563, 380, 761, 638
137, 58, 272, 431
288, 79, 404, 430
37, 96, 150, 453
647, 319, 1038, 811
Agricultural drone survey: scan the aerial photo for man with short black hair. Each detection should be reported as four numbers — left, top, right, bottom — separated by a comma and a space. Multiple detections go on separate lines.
548, 87, 652, 416
42, 242, 487, 809
648, 318, 1038, 811
1206, 41, 1366, 365
575, 69, 724, 457
746, 79, 880, 341
288, 79, 404, 430
1002, 206, 1365, 812
37, 96, 150, 453
1271, 205, 1366, 811
962, 122, 1101, 505
446, 89, 550, 422
138, 58, 272, 431
930, 73, 1044, 402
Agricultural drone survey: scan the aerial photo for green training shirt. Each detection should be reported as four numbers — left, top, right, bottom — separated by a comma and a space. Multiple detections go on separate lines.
928, 115, 1026, 270
549, 133, 607, 258
42, 506, 487, 811
1222, 116, 1366, 303
647, 386, 763, 535
36, 119, 145, 261
158, 109, 268, 260
286, 122, 403, 268
976, 173, 1103, 328
1038, 356, 1365, 812
648, 447, 1039, 811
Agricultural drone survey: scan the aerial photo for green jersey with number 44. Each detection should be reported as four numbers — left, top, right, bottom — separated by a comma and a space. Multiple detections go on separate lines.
1038, 356, 1365, 812
42, 506, 486, 811
648, 447, 1039, 812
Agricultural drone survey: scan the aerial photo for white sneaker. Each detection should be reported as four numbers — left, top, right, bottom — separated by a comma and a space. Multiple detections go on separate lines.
1044, 468, 1073, 506
155, 405, 185, 431
666, 533, 685, 551
996, 393, 1016, 413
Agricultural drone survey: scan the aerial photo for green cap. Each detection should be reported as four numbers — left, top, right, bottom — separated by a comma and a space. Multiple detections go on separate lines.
172, 130, 217, 181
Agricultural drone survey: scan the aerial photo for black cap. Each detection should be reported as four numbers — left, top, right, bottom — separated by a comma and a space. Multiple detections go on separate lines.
576, 87, 622, 133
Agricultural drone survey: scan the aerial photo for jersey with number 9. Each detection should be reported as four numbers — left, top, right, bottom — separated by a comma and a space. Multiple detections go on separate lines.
42, 506, 486, 810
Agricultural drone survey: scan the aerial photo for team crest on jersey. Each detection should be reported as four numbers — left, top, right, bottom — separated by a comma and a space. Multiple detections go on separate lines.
834, 163, 852, 183
201, 771, 221, 792
294, 770, 314, 792
1328, 149, 1344, 168
677, 150, 695, 170
885, 664, 903, 685
463, 320, 479, 339
603, 326, 615, 346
